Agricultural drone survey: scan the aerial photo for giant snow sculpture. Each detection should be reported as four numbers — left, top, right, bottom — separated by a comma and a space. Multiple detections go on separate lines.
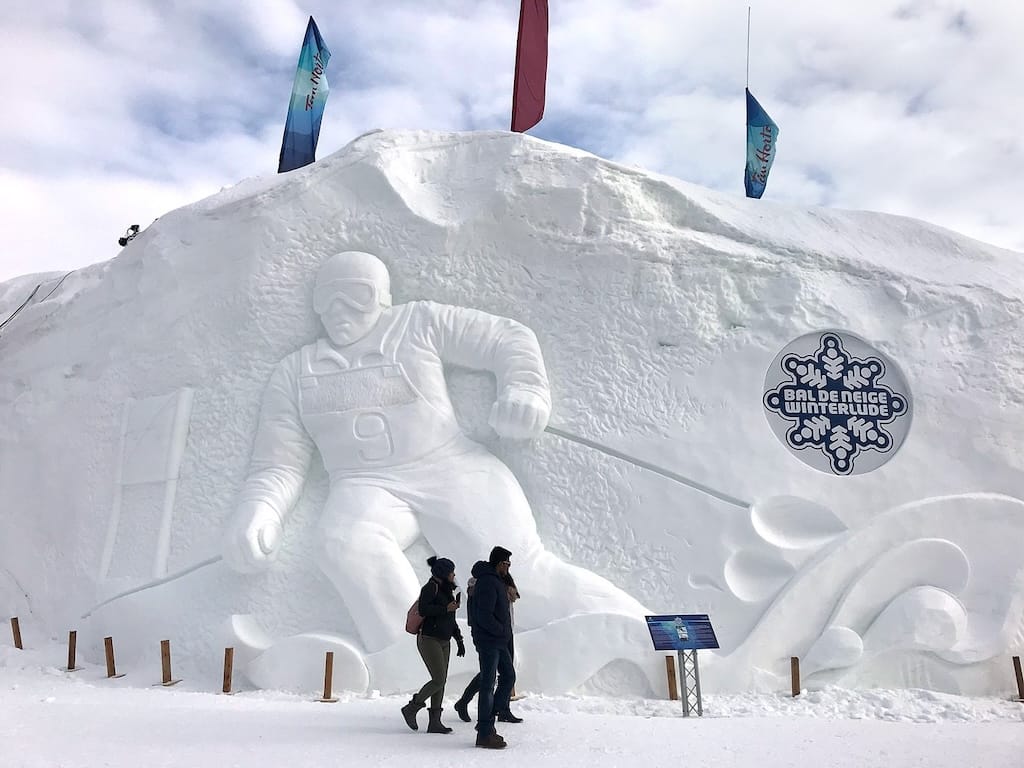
6, 130, 1024, 699
222, 250, 658, 692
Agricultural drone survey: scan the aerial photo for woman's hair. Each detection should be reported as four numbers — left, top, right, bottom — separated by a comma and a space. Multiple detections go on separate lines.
427, 555, 456, 578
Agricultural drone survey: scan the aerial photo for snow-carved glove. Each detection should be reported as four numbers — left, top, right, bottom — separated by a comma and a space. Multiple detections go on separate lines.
489, 388, 550, 439
222, 500, 284, 574
456, 637, 466, 657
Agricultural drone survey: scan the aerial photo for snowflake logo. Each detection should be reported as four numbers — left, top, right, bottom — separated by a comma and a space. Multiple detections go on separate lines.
763, 333, 909, 475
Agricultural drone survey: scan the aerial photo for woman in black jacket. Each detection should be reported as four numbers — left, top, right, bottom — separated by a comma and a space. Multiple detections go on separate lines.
401, 556, 466, 734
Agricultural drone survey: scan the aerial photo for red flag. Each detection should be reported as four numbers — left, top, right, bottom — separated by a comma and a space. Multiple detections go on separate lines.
511, 0, 549, 132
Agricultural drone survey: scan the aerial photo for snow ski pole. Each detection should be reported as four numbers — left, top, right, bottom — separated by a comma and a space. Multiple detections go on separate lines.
543, 425, 749, 509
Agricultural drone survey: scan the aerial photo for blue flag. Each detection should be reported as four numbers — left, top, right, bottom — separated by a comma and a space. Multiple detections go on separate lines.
744, 88, 778, 199
278, 17, 331, 174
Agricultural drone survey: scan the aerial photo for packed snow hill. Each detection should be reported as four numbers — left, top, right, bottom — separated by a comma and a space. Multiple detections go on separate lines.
0, 129, 1023, 721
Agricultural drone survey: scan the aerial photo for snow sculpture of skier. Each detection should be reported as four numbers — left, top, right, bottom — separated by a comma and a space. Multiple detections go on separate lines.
223, 251, 647, 659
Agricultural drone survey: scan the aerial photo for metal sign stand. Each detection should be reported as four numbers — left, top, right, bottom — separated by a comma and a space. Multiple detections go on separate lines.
678, 649, 703, 717
646, 614, 717, 717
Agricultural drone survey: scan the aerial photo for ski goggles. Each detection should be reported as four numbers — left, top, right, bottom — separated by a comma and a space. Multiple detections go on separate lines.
313, 278, 382, 314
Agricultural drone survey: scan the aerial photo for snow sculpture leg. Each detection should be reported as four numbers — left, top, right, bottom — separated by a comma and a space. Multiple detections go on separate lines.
315, 482, 422, 653
230, 483, 420, 691
405, 440, 659, 694
407, 439, 647, 627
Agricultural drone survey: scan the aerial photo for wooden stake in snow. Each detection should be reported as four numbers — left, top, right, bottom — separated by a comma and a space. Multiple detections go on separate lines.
157, 639, 181, 687
66, 630, 78, 671
9, 617, 22, 649
104, 636, 125, 679
222, 647, 234, 695
666, 655, 679, 701
1013, 656, 1024, 702
318, 651, 338, 703
791, 657, 801, 697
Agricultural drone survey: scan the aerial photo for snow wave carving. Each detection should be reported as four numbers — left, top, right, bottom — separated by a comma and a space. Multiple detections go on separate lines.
719, 494, 1024, 695
802, 626, 864, 677
826, 538, 970, 632
724, 549, 796, 603
861, 587, 968, 655
749, 495, 847, 551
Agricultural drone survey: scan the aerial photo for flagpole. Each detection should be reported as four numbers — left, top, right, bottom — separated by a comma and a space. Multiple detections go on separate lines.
746, 6, 751, 88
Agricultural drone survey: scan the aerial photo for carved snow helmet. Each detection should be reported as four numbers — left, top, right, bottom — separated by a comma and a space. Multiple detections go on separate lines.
313, 251, 393, 315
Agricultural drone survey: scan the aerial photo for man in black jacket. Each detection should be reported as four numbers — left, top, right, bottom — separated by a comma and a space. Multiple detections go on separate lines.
468, 546, 515, 749
454, 570, 522, 724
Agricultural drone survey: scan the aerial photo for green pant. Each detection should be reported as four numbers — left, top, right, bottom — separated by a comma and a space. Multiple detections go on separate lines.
413, 634, 451, 709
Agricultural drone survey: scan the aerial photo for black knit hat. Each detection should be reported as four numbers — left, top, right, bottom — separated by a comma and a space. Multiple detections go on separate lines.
488, 546, 512, 566
427, 556, 455, 579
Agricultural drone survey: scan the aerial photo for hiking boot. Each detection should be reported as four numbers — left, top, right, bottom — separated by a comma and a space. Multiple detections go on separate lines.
497, 709, 523, 724
401, 697, 425, 731
476, 731, 507, 749
454, 696, 472, 722
427, 707, 453, 734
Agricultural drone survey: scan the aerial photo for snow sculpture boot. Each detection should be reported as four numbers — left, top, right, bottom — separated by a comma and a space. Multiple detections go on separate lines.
476, 731, 507, 749
454, 695, 473, 722
426, 707, 453, 734
401, 697, 425, 731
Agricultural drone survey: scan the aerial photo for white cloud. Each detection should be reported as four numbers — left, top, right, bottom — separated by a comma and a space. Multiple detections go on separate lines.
0, 0, 1021, 284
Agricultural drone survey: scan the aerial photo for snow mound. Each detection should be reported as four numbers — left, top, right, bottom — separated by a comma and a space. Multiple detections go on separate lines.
1, 129, 1023, 698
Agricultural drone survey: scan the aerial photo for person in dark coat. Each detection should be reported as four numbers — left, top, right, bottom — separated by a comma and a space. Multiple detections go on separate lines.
468, 546, 516, 749
400, 556, 466, 734
454, 569, 522, 724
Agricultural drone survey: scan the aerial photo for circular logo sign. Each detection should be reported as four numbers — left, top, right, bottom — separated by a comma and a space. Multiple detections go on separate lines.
762, 330, 912, 475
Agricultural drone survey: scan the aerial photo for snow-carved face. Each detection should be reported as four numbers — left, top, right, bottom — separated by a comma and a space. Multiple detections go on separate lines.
316, 280, 386, 346
314, 252, 392, 347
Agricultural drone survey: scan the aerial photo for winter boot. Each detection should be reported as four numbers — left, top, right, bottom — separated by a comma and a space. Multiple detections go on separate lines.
401, 697, 425, 731
497, 709, 523, 724
454, 695, 473, 723
476, 731, 507, 749
427, 707, 453, 734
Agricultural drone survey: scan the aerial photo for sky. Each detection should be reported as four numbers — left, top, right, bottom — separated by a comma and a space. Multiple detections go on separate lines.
0, 0, 1021, 283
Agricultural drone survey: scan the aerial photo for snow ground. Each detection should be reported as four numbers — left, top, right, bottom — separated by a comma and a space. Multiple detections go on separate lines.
3, 644, 1021, 767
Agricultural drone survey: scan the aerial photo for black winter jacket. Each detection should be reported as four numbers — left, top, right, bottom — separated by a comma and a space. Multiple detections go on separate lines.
417, 577, 463, 643
468, 560, 512, 649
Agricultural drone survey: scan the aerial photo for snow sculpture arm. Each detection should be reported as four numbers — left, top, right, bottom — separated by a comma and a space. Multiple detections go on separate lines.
223, 354, 315, 573
424, 302, 552, 439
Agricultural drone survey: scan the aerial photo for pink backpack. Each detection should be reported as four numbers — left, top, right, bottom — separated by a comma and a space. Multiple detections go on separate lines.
405, 582, 439, 635
405, 601, 423, 635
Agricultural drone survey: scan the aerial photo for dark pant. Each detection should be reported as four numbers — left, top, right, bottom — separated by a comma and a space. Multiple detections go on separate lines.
413, 634, 450, 709
461, 672, 481, 702
461, 639, 514, 708
475, 644, 515, 736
